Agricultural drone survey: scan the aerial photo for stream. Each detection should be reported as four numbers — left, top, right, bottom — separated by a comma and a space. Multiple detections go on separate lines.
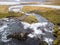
0, 0, 58, 45
0, 12, 55, 45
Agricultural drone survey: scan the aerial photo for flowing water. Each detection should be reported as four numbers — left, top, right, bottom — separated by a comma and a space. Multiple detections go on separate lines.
0, 13, 55, 45
0, 18, 40, 45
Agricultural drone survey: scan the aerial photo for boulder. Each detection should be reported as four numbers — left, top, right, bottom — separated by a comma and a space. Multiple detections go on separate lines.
7, 32, 29, 41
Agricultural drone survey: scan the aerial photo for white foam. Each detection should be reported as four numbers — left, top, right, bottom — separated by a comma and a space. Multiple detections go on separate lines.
30, 22, 48, 28
43, 37, 54, 45
0, 25, 11, 42
0, 25, 8, 32
21, 22, 30, 29
28, 34, 35, 38
44, 37, 49, 43
0, 18, 54, 44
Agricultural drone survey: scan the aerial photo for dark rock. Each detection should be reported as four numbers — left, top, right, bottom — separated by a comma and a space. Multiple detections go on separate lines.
39, 41, 48, 45
6, 16, 16, 18
7, 32, 29, 41
0, 22, 3, 26
57, 23, 60, 26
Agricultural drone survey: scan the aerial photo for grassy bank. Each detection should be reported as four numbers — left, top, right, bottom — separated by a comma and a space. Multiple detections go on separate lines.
0, 12, 38, 24
0, 12, 23, 18
22, 15, 38, 23
22, 6, 54, 12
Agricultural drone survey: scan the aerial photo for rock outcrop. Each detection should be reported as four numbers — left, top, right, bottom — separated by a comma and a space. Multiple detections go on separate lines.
7, 32, 29, 41
0, 18, 54, 45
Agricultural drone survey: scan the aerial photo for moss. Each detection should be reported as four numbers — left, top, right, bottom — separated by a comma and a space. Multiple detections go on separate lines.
23, 15, 38, 24
0, 12, 23, 18
53, 38, 59, 45
0, 11, 38, 24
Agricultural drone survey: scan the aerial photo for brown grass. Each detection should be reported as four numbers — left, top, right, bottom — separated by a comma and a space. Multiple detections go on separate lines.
22, 6, 55, 12
0, 5, 9, 13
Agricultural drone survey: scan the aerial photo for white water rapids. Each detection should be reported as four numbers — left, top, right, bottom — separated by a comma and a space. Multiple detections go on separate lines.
0, 14, 54, 45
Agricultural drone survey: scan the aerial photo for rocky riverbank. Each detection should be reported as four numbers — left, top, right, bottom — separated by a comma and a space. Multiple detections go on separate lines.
0, 13, 55, 45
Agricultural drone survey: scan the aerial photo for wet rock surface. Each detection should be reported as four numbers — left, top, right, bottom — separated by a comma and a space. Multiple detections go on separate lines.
0, 17, 54, 45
